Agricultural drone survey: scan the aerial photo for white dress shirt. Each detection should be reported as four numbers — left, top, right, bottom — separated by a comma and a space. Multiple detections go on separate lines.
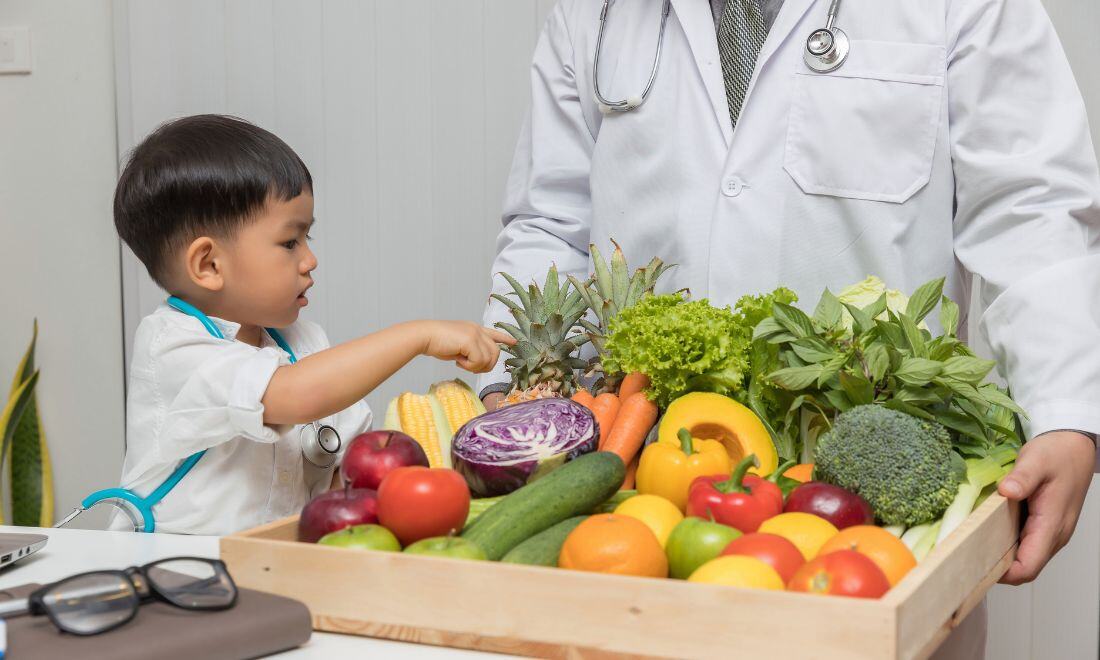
110, 304, 373, 536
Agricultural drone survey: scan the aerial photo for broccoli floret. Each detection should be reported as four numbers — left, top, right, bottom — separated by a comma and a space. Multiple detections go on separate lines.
815, 405, 964, 526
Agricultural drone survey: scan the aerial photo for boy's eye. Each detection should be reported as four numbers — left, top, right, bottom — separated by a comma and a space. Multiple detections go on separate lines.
282, 240, 298, 250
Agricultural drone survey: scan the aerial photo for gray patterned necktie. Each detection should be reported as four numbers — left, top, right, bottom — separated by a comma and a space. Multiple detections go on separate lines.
717, 0, 768, 129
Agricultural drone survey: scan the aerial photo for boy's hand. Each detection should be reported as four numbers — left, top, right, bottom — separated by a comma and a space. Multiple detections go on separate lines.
998, 430, 1096, 585
421, 321, 515, 373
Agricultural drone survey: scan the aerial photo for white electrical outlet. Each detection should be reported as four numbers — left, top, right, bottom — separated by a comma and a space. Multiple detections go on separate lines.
0, 27, 31, 74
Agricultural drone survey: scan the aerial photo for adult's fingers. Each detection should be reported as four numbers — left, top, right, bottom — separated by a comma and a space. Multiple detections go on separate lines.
1001, 497, 1059, 585
998, 451, 1044, 501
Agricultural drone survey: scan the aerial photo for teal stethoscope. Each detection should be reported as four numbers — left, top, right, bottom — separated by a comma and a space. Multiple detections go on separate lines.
593, 0, 849, 113
55, 296, 341, 533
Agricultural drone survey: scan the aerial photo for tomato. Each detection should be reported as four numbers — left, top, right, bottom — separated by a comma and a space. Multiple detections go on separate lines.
787, 550, 890, 599
377, 467, 470, 545
720, 532, 806, 584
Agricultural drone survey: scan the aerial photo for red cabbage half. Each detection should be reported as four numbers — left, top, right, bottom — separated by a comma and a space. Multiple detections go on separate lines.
450, 398, 599, 497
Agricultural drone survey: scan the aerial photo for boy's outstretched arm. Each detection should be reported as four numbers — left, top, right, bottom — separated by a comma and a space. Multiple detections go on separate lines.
261, 320, 513, 425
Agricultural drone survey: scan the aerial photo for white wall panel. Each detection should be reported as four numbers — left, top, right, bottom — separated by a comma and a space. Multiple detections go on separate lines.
116, 0, 545, 415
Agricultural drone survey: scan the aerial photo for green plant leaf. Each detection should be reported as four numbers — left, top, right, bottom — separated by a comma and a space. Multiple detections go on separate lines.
883, 399, 936, 420
940, 295, 960, 336
753, 317, 787, 342
898, 312, 927, 358
813, 288, 843, 330
864, 343, 890, 383
843, 303, 873, 335
894, 357, 942, 386
769, 365, 824, 390
839, 371, 875, 406
936, 377, 988, 409
940, 356, 996, 384
905, 278, 946, 324
875, 319, 906, 349
978, 384, 1028, 418
790, 338, 837, 364
823, 389, 854, 413
935, 408, 988, 443
862, 293, 889, 322
894, 386, 946, 406
816, 354, 849, 388
773, 303, 816, 339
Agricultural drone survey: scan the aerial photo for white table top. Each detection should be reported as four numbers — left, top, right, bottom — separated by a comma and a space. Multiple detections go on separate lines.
0, 526, 505, 659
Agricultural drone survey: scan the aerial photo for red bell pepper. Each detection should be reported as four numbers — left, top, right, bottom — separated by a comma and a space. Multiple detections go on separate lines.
687, 455, 784, 533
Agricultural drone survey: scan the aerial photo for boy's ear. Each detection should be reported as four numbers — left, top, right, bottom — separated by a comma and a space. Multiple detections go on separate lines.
185, 236, 224, 292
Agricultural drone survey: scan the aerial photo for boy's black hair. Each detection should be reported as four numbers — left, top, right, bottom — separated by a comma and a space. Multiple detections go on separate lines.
114, 114, 312, 287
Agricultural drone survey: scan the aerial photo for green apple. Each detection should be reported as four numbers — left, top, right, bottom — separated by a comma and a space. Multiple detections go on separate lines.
665, 517, 742, 579
403, 536, 487, 561
318, 524, 401, 552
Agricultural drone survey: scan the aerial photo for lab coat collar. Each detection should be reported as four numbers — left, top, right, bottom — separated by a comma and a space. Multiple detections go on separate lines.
670, 0, 815, 147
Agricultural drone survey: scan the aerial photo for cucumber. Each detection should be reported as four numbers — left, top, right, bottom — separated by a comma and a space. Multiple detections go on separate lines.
461, 452, 625, 560
501, 516, 588, 566
465, 488, 637, 528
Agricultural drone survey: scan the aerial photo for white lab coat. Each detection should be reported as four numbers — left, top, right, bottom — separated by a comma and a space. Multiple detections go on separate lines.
480, 0, 1100, 444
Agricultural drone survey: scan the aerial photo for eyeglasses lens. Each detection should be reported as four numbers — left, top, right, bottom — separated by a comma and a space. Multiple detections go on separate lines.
43, 573, 137, 635
147, 559, 236, 609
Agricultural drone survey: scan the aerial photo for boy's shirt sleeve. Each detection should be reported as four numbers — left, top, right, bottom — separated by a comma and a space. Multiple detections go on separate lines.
136, 320, 292, 473
286, 320, 375, 496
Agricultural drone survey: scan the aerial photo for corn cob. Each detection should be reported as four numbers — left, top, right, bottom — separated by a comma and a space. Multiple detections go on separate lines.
428, 379, 485, 433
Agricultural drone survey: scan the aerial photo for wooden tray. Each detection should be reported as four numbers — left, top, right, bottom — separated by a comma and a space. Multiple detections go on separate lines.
220, 494, 1019, 659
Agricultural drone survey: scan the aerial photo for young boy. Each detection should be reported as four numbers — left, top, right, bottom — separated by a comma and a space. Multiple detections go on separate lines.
110, 114, 510, 535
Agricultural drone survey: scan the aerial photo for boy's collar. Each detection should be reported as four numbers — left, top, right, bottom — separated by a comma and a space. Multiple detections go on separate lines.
160, 302, 249, 342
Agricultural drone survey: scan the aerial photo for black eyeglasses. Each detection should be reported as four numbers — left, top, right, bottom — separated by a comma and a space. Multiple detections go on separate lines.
18, 557, 237, 636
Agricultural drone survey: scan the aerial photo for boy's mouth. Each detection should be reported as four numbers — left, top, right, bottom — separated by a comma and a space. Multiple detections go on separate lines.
297, 283, 313, 306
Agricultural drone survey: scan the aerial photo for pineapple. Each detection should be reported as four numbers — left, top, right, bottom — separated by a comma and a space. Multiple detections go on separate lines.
568, 240, 674, 393
493, 265, 590, 403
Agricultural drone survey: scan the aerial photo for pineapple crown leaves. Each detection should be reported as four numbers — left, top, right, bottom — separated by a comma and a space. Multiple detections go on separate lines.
491, 264, 591, 365
567, 240, 676, 345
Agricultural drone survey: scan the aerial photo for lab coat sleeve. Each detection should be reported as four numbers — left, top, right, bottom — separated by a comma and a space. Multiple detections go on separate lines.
477, 1, 597, 394
144, 328, 291, 468
947, 0, 1100, 439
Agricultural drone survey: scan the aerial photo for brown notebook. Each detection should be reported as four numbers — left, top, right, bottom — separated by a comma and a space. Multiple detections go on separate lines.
0, 579, 312, 659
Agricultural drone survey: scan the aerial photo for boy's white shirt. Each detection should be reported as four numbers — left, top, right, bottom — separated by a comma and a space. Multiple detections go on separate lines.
109, 303, 373, 536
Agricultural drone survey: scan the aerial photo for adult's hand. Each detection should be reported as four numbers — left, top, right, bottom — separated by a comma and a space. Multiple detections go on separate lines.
998, 430, 1096, 584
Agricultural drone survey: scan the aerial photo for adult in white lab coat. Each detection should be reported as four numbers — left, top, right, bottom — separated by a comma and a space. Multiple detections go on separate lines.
479, 0, 1099, 652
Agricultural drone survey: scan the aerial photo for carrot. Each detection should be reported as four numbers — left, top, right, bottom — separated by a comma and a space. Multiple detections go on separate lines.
622, 455, 640, 490
590, 392, 621, 448
601, 391, 659, 466
617, 372, 650, 401
571, 388, 596, 408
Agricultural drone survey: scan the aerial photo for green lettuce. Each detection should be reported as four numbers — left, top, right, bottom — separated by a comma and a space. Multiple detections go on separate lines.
603, 289, 797, 410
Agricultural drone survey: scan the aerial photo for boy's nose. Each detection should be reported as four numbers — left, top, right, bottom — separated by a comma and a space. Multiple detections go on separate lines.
301, 245, 318, 272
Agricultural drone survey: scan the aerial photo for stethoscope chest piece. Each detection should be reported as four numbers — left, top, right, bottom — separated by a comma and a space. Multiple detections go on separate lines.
803, 26, 849, 73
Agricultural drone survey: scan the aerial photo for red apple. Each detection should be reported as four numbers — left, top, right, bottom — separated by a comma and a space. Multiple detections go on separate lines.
298, 487, 379, 543
783, 482, 875, 530
340, 430, 430, 490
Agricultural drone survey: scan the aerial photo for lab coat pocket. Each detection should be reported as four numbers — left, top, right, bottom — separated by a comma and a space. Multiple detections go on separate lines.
783, 40, 945, 204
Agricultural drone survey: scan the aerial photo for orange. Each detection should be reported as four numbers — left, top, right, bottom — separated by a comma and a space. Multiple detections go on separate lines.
817, 525, 917, 586
758, 512, 839, 560
783, 463, 815, 483
558, 513, 668, 578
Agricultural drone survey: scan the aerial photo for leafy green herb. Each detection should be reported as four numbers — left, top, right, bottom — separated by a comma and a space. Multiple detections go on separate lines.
754, 278, 1025, 460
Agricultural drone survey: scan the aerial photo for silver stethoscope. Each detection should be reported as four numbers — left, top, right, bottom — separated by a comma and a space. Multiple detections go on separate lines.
594, 0, 849, 113
55, 296, 341, 533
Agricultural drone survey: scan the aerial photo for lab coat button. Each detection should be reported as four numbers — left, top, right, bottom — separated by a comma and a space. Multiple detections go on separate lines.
722, 177, 744, 197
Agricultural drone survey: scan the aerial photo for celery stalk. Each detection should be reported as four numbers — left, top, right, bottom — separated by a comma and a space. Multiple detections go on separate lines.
901, 523, 932, 551
882, 525, 905, 538
912, 521, 942, 561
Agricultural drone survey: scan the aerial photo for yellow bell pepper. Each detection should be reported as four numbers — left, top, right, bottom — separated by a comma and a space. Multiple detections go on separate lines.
636, 428, 732, 512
